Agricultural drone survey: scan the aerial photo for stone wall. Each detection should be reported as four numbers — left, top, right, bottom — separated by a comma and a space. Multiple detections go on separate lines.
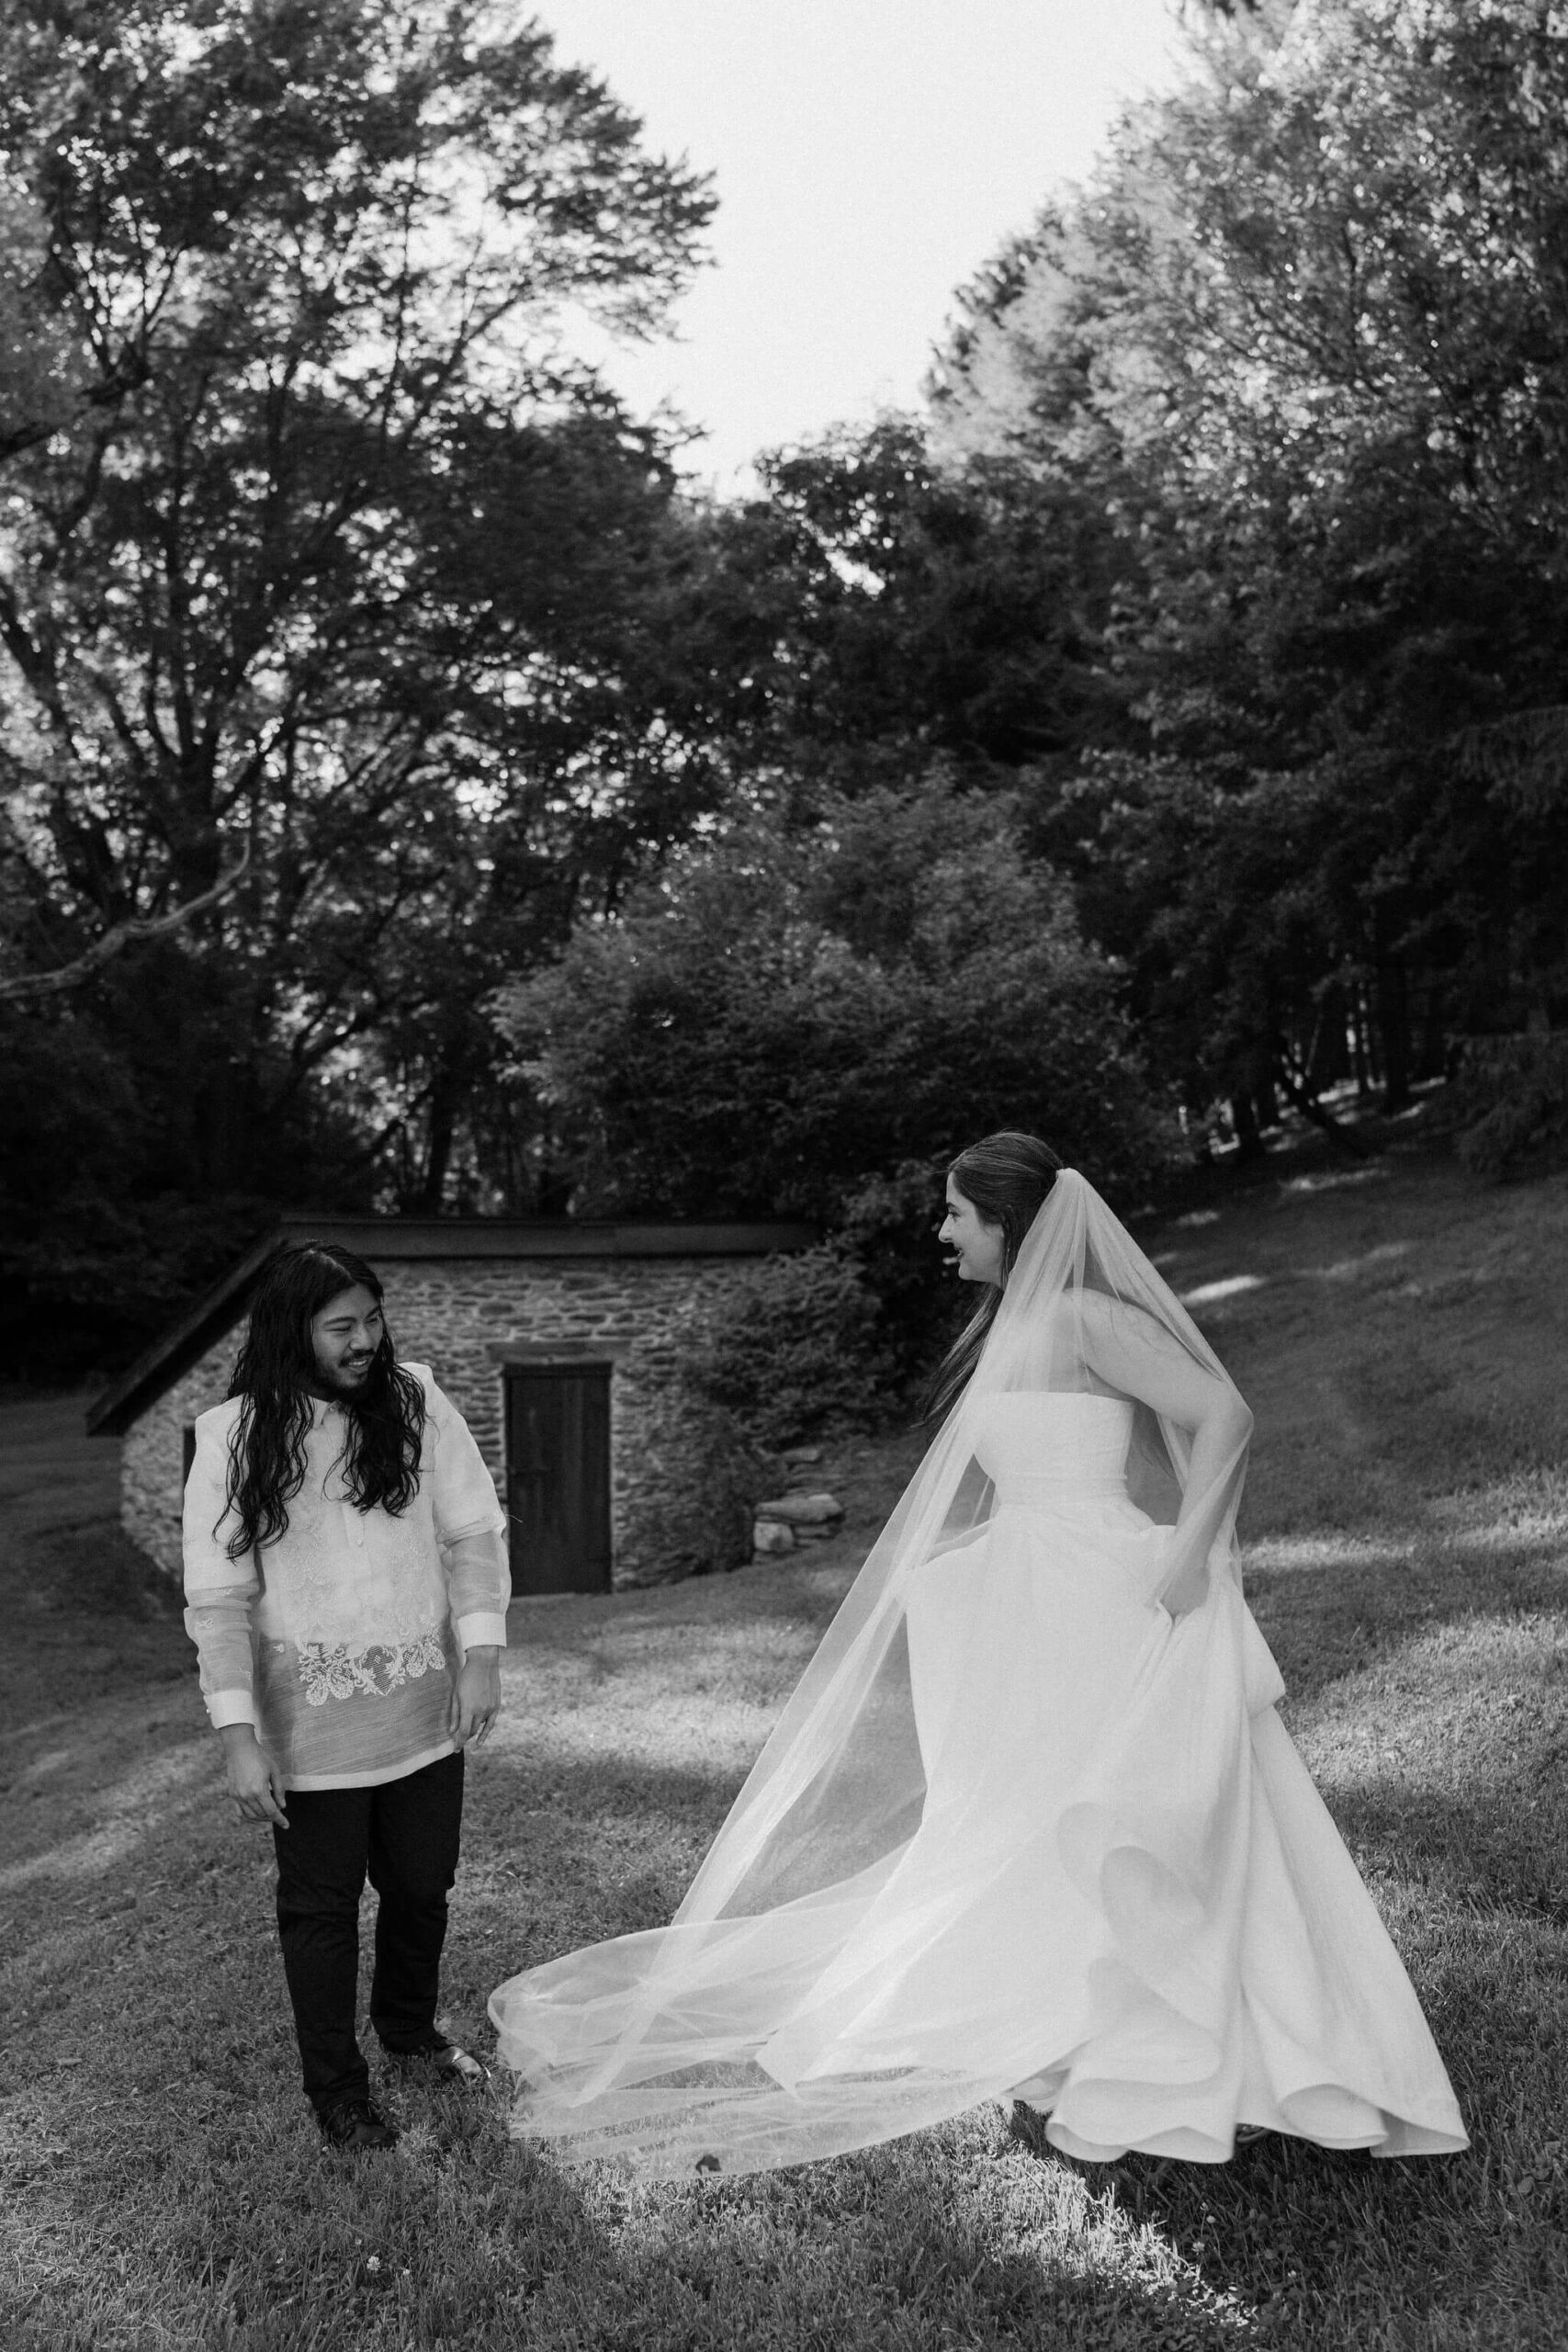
123, 1344, 239, 1581
122, 1253, 767, 1589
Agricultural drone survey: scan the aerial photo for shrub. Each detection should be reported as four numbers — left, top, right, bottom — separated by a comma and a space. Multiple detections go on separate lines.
496, 783, 1177, 1230
674, 1244, 899, 1454
620, 1403, 771, 1585
1450, 1035, 1568, 1178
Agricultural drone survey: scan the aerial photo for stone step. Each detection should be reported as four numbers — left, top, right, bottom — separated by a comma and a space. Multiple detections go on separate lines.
754, 1491, 844, 1526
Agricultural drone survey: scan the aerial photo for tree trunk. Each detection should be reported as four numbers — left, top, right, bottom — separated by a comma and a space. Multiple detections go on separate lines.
1272, 1043, 1374, 1159
1375, 960, 1412, 1114
414, 1081, 458, 1215
1307, 989, 1345, 1091
1229, 1090, 1266, 1163
1418, 985, 1446, 1081
1351, 989, 1372, 1097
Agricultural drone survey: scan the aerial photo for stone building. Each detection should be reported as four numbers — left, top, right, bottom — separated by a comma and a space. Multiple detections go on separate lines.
87, 1216, 814, 1593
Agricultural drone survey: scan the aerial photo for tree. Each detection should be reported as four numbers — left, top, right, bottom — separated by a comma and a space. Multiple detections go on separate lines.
931, 0, 1568, 1122
0, 0, 713, 1033
0, 184, 89, 464
641, 419, 1136, 795
495, 775, 1173, 1363
0, 0, 719, 1362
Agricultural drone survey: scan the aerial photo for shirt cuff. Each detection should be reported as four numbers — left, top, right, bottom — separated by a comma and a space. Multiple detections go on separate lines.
455, 1611, 508, 1654
441, 1515, 508, 1547
205, 1690, 258, 1731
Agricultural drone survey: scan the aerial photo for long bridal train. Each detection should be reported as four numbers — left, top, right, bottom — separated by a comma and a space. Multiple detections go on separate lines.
489, 1177, 1466, 2177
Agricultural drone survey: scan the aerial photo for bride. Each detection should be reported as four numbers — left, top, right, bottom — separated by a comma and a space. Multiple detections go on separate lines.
490, 1133, 1466, 2175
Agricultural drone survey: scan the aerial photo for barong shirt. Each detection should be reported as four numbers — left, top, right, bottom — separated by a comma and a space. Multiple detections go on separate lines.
182, 1363, 510, 1791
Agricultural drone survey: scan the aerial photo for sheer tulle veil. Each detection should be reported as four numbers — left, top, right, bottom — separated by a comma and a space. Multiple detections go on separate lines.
489, 1170, 1261, 2172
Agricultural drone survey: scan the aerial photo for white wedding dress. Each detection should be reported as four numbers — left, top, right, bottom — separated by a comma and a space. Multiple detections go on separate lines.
491, 1177, 1466, 2176
773, 1391, 1463, 2163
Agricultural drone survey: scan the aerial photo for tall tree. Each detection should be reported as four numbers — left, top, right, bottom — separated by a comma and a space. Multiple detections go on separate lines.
644, 419, 1135, 796
0, 0, 717, 1362
0, 0, 714, 1153
931, 0, 1568, 1120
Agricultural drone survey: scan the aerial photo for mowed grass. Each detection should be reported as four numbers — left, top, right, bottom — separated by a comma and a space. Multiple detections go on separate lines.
2, 1137, 1566, 2350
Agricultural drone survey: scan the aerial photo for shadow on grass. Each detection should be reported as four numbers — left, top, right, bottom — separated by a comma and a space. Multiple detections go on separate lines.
6, 2055, 626, 2351
1331, 1771, 1568, 1932
1036, 1915, 1566, 2341
459, 1744, 750, 1983
1247, 1524, 1567, 1709
1022, 2117, 1483, 2351
617, 2134, 1268, 2351
8, 2048, 1280, 2350
0, 1513, 189, 1712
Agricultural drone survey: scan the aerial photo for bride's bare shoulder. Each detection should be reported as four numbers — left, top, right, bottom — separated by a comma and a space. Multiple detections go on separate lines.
1072, 1285, 1194, 1368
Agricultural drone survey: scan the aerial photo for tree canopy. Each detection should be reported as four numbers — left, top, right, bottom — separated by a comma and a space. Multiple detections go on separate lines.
494, 775, 1169, 1369
0, 0, 715, 1364
496, 777, 1166, 1220
6, 0, 1567, 1375
931, 0, 1568, 1123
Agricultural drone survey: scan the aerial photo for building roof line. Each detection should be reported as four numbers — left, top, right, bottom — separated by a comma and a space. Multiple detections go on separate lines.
85, 1215, 818, 1438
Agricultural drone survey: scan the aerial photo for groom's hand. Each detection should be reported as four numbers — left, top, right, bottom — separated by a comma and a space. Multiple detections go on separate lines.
220, 1724, 289, 1828
450, 1647, 502, 1747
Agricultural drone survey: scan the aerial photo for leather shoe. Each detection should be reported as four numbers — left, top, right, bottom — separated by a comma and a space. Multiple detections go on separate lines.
386, 2033, 488, 2086
318, 2096, 399, 2153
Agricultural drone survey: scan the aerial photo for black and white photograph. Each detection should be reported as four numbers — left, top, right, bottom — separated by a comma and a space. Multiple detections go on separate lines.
1, 1, 1563, 2346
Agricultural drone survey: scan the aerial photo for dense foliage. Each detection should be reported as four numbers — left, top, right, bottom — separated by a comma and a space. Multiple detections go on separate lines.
933, 0, 1568, 1133
0, 0, 714, 1367
5, 0, 1567, 1374
672, 1244, 897, 1453
496, 781, 1164, 1220
494, 780, 1170, 1370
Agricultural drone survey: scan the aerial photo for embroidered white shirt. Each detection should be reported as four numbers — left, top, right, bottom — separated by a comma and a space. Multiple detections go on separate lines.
182, 1363, 510, 1791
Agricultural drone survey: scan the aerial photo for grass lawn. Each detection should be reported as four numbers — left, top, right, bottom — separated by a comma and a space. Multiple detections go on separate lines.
2, 1135, 1566, 2349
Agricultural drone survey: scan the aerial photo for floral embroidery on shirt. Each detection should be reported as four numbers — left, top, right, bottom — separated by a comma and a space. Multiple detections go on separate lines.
296, 1632, 448, 1707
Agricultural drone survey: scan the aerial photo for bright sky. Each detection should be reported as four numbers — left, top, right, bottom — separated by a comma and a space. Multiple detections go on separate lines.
536, 0, 1190, 492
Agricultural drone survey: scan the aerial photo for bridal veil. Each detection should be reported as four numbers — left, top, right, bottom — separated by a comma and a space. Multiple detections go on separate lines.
489, 1170, 1465, 2173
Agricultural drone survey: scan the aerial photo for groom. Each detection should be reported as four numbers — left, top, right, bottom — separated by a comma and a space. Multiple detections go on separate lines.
183, 1240, 512, 2153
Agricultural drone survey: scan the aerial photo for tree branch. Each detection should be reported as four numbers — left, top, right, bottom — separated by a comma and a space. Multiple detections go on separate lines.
1272, 1036, 1374, 1159
0, 840, 252, 1002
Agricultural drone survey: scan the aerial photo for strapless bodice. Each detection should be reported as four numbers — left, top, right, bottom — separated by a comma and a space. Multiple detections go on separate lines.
971, 1391, 1134, 1502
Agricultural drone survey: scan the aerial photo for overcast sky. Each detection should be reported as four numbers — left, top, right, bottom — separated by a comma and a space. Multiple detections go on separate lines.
536, 0, 1189, 492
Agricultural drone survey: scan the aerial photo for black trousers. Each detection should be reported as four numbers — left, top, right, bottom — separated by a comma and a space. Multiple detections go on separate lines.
271, 1749, 465, 2111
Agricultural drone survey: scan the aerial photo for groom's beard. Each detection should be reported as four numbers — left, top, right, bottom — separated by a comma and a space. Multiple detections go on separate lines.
312, 1351, 382, 1403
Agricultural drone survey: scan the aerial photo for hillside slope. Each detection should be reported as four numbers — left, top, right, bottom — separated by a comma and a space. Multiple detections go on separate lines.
2, 1142, 1565, 2350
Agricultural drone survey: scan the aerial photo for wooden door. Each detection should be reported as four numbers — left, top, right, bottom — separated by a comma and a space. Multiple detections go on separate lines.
504, 1365, 613, 1596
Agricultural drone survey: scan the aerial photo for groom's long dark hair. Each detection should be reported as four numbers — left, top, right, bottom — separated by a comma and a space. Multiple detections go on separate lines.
222, 1242, 426, 1560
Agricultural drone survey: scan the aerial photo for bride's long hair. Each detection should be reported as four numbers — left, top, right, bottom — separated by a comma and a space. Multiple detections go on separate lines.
924, 1129, 1064, 1420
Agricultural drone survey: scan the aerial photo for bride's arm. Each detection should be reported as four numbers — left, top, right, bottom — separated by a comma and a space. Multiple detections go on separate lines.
1077, 1293, 1253, 1615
